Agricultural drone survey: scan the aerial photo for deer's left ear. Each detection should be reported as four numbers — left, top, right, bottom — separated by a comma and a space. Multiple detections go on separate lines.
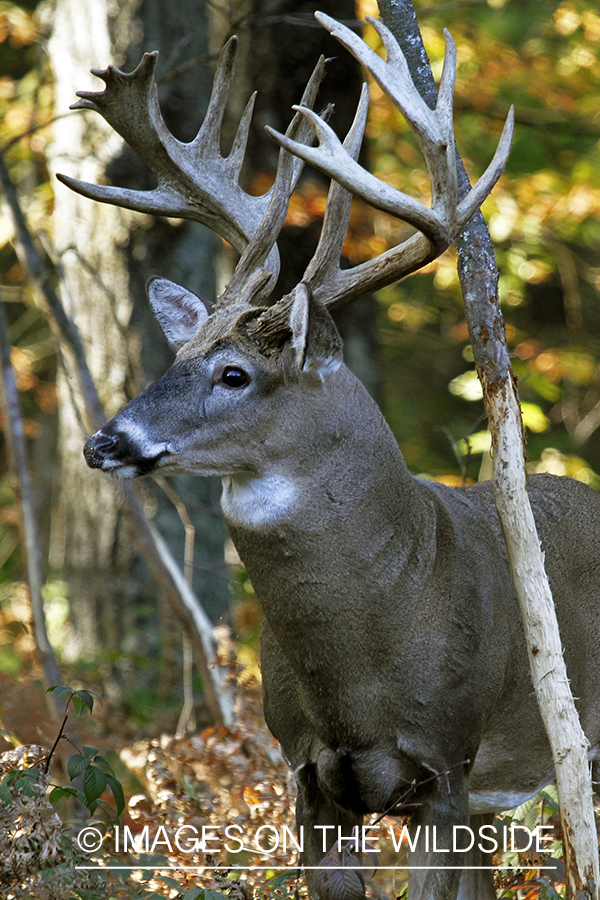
147, 277, 210, 351
289, 283, 343, 375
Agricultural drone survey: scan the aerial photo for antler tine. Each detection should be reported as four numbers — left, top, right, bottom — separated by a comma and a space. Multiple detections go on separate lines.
57, 38, 324, 289
457, 105, 514, 222
192, 36, 244, 159
302, 82, 369, 287
57, 40, 269, 256
319, 12, 458, 216
266, 12, 513, 310
269, 104, 446, 241
219, 56, 327, 307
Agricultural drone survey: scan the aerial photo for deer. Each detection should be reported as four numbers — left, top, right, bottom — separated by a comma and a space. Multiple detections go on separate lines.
59, 12, 600, 900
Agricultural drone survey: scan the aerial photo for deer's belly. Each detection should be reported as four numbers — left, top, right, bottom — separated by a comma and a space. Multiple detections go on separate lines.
468, 735, 555, 814
467, 785, 549, 814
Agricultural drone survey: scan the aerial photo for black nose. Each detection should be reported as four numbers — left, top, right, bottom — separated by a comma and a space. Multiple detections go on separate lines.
83, 431, 119, 468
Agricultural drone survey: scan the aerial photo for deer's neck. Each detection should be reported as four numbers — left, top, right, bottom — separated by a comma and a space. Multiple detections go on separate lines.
222, 367, 435, 635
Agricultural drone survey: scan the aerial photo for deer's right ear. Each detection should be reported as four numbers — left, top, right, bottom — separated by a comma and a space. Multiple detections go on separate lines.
289, 282, 343, 375
147, 277, 210, 351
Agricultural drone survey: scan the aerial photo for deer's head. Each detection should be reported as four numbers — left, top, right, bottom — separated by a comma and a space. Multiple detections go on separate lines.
83, 278, 344, 483
65, 13, 513, 488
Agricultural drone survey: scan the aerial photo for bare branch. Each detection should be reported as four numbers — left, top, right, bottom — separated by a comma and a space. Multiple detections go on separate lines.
0, 289, 62, 698
377, 2, 600, 896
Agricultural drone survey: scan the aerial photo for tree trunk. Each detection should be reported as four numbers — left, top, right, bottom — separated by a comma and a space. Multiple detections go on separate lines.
46, 0, 228, 703
47, 0, 141, 668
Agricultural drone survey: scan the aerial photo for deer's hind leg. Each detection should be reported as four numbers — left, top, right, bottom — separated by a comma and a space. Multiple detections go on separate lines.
296, 767, 363, 862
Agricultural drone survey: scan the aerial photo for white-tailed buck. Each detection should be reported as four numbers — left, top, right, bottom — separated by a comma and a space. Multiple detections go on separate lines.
62, 12, 600, 900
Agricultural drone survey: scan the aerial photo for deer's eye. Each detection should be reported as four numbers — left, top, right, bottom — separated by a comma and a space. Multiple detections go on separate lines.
220, 365, 249, 388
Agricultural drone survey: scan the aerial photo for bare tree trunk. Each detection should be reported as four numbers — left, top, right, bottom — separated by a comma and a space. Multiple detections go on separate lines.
377, 2, 599, 896
46, 0, 229, 714
47, 0, 140, 666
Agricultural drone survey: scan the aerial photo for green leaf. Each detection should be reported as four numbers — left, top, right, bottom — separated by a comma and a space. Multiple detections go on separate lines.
105, 773, 125, 817
157, 875, 183, 889
10, 769, 40, 797
83, 764, 107, 805
73, 789, 89, 807
68, 753, 89, 780
95, 797, 120, 817
72, 690, 94, 717
93, 755, 114, 774
0, 780, 12, 805
83, 745, 100, 759
74, 891, 109, 900
47, 685, 74, 703
49, 786, 79, 803
182, 890, 204, 900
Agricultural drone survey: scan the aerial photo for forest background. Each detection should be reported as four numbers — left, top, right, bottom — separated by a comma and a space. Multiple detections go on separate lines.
0, 0, 599, 898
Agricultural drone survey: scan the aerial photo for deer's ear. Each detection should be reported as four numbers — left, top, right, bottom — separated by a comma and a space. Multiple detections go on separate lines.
289, 283, 343, 375
147, 277, 210, 351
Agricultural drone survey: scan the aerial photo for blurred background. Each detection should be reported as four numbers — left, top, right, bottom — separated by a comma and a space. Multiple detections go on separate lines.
0, 0, 599, 739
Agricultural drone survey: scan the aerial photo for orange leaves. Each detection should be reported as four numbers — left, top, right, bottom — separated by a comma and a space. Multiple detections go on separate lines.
242, 785, 260, 808
283, 182, 327, 228
0, 3, 36, 49
514, 343, 598, 386
116, 669, 299, 895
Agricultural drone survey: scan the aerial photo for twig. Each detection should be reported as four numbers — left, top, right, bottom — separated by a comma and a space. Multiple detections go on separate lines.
0, 113, 73, 154
0, 287, 62, 698
155, 475, 198, 736
372, 760, 470, 824
43, 709, 69, 774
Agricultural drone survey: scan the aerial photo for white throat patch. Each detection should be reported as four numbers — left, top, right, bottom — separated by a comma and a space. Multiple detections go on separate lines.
221, 474, 297, 528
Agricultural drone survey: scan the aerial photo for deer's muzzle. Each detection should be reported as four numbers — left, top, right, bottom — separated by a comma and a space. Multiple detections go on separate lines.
84, 430, 121, 469
83, 426, 170, 477
84, 431, 119, 468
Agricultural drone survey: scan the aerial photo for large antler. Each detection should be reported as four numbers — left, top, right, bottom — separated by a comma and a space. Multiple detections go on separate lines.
60, 12, 512, 314
57, 37, 324, 301
267, 12, 514, 311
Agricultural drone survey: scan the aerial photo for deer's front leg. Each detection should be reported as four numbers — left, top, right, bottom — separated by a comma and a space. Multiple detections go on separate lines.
406, 767, 470, 900
296, 761, 365, 899
456, 814, 497, 900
